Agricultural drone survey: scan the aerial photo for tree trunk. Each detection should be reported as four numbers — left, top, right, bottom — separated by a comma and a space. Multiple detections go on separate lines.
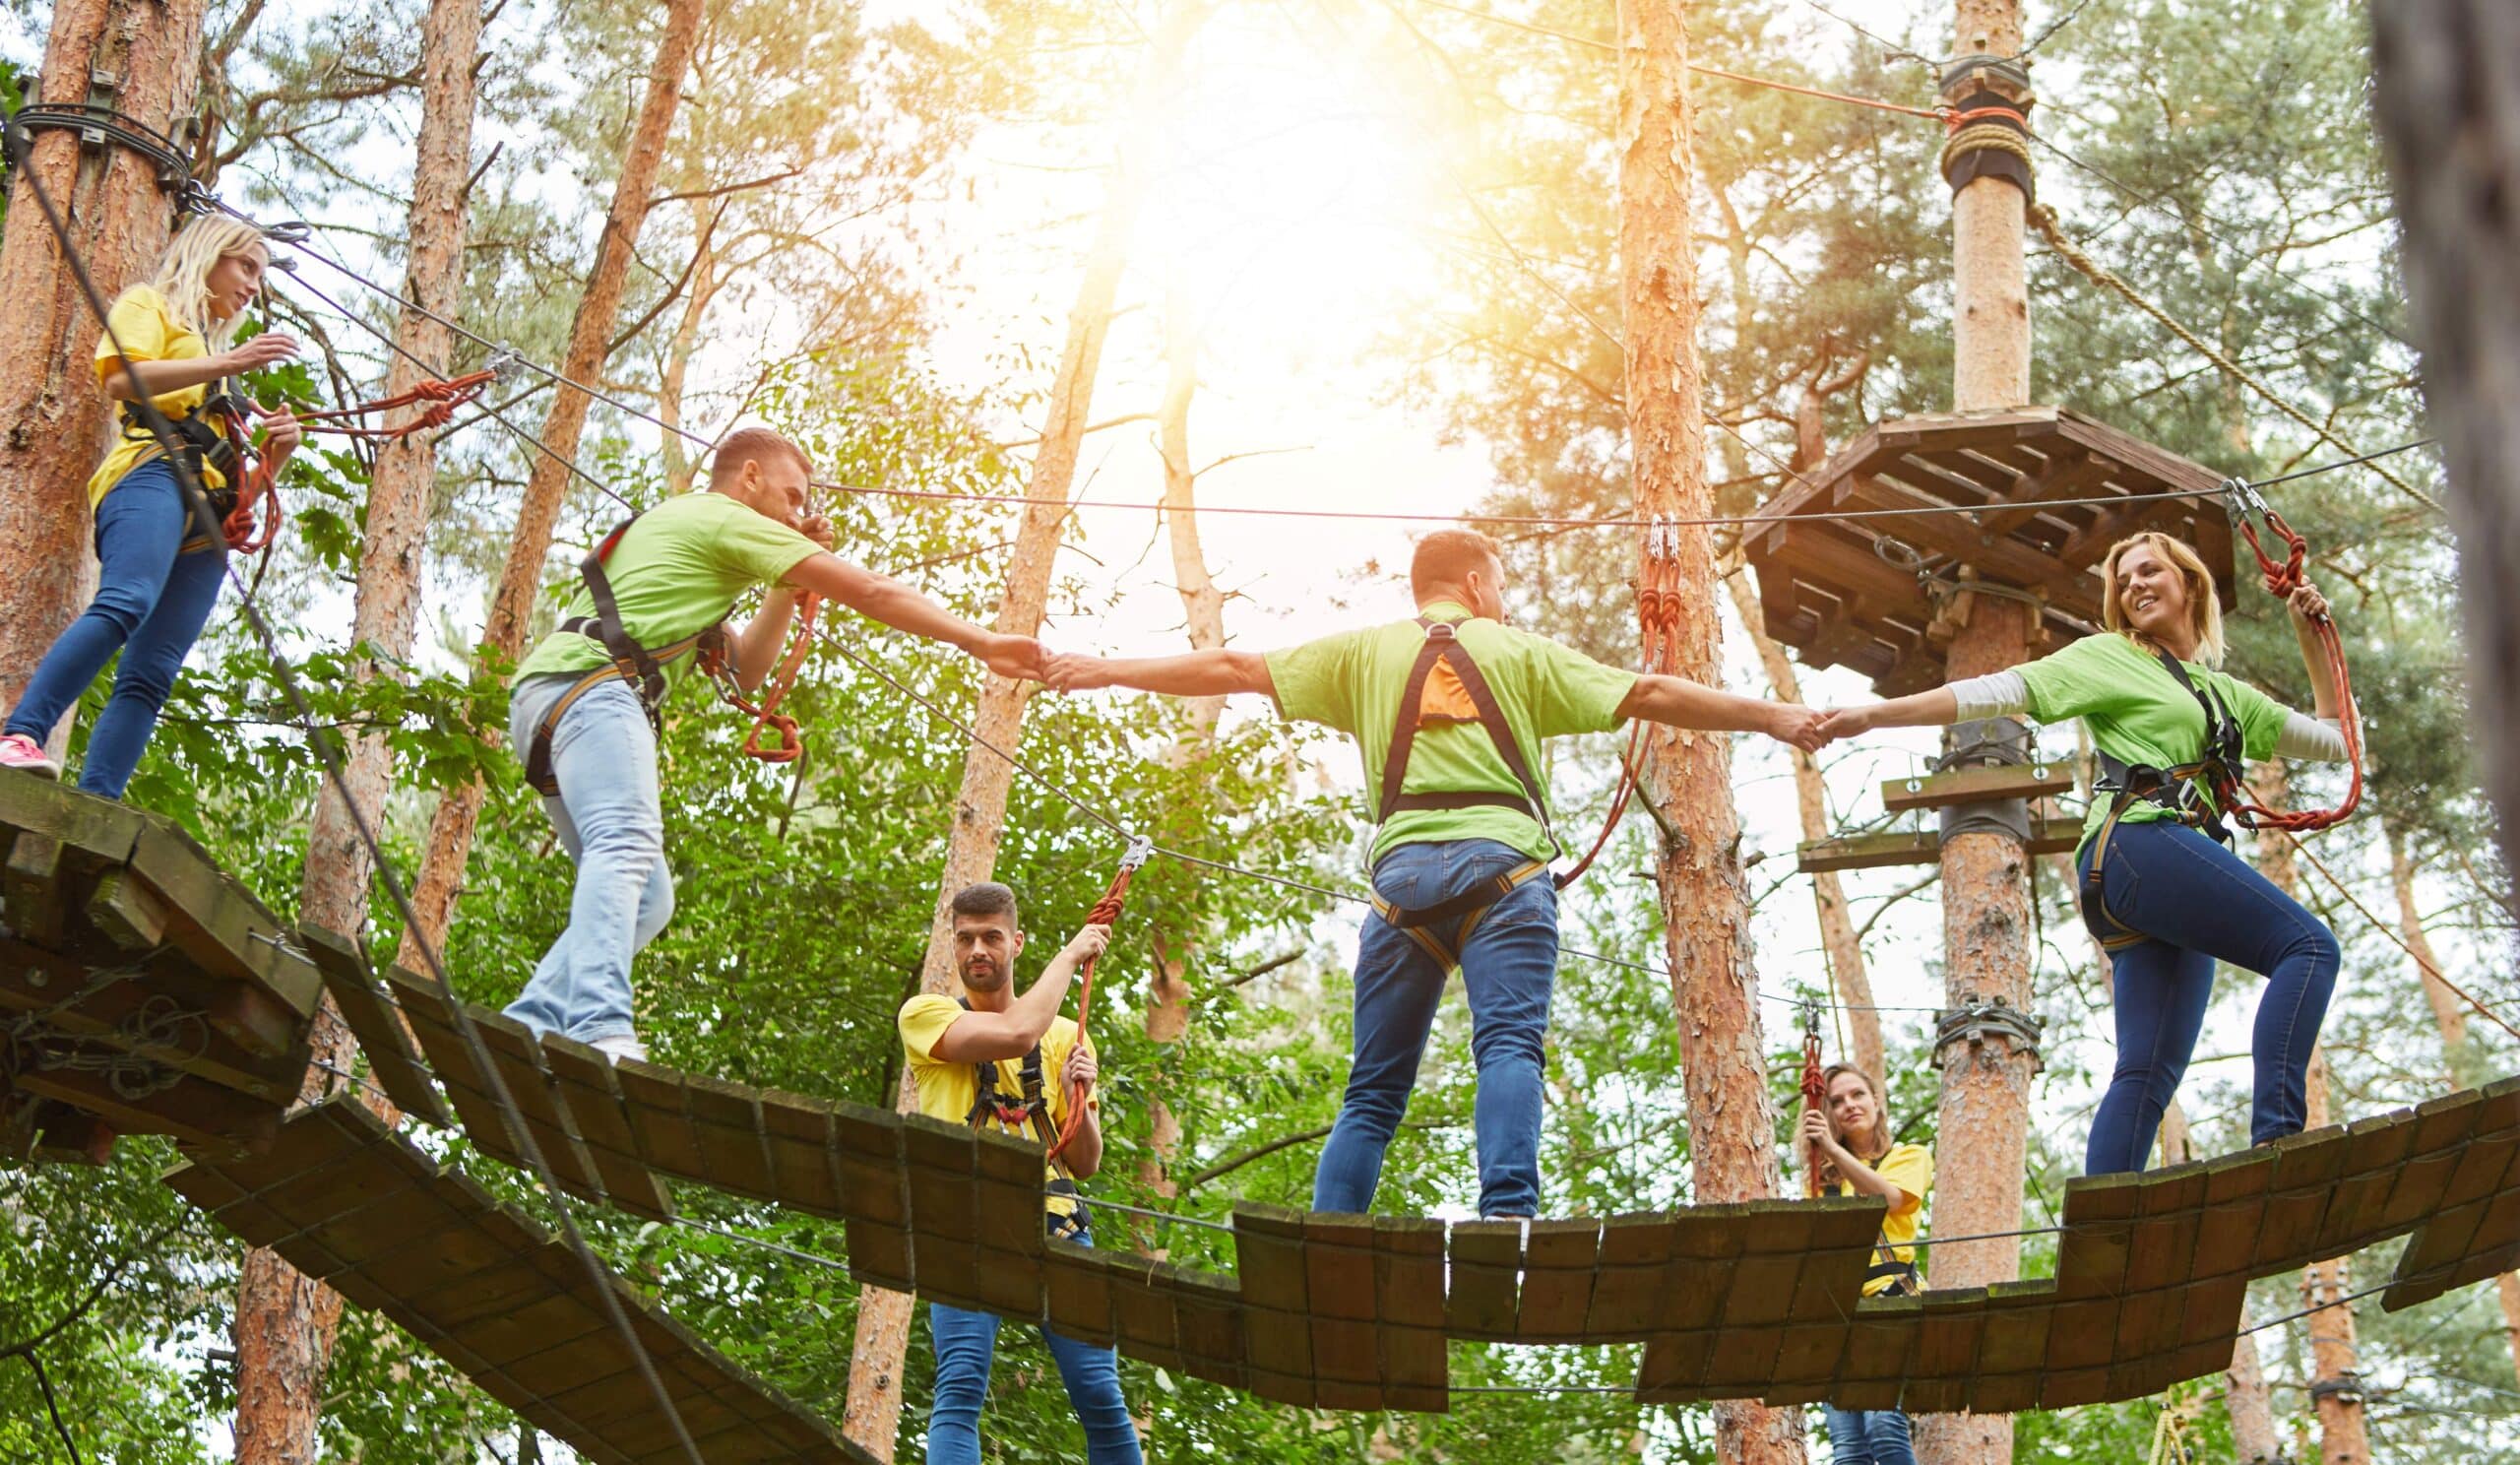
1913, 8, 2034, 1462
2369, 3, 2520, 920
229, 2, 479, 1458
657, 218, 720, 498
1722, 570, 1881, 1078
837, 7, 1213, 1456
1615, 4, 1803, 1461
1137, 285, 1218, 1219
2300, 1050, 2370, 1464
394, 0, 707, 971
0, 0, 211, 756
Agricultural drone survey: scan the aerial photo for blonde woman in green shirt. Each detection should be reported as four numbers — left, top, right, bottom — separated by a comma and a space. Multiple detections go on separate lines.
1817, 531, 2349, 1176
1047, 529, 1825, 1217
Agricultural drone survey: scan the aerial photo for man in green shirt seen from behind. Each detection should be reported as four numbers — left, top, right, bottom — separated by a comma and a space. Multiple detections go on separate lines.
505, 426, 1043, 1060
1047, 528, 1823, 1217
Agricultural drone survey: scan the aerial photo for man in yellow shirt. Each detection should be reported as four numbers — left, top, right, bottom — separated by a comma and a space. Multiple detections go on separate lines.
896, 882, 1140, 1465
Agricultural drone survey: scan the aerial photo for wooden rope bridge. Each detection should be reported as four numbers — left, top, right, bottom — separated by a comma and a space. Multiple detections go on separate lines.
5, 775, 2519, 1460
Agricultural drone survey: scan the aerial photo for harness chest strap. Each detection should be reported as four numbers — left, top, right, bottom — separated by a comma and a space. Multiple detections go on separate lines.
2080, 648, 2249, 950
956, 998, 1082, 1217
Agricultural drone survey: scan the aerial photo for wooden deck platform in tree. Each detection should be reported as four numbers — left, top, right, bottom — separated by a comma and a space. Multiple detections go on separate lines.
165, 1097, 877, 1465
0, 772, 321, 1165
1743, 406, 2237, 694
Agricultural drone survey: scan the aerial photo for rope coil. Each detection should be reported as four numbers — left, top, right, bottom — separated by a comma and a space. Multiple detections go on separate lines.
2213, 479, 2365, 833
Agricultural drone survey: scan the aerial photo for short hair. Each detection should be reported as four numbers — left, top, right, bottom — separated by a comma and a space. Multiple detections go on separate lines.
949, 882, 1019, 926
1410, 528, 1505, 601
709, 426, 811, 486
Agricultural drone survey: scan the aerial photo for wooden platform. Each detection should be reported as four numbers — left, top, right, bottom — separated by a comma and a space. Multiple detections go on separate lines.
1743, 407, 2236, 694
0, 772, 320, 1164
166, 1098, 876, 1465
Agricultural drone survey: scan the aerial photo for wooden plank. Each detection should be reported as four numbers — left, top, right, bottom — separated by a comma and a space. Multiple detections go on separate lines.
757, 1089, 844, 1217
1633, 1330, 1716, 1402
1373, 1214, 1447, 1331
1170, 1267, 1246, 1390
86, 866, 167, 950
1302, 1212, 1378, 1322
1973, 1283, 2053, 1378
612, 1059, 709, 1182
1231, 1204, 1312, 1385
1379, 1320, 1447, 1412
1586, 1213, 1678, 1341
15, 1067, 278, 1158
1040, 1237, 1118, 1347
0, 936, 300, 1103
3, 830, 67, 945
469, 1011, 607, 1205
1879, 762, 2076, 813
969, 1128, 1046, 1320
831, 1103, 911, 1291
298, 924, 452, 1125
902, 1115, 981, 1307
1108, 1252, 1185, 1371
28, 1104, 115, 1166
127, 816, 311, 1005
538, 1037, 672, 1222
1516, 1217, 1602, 1340
1979, 447, 2120, 536
680, 1070, 778, 1203
1796, 815, 2079, 873
1445, 1220, 1523, 1339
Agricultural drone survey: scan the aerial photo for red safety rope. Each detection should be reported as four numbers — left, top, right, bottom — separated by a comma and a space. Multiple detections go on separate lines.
287, 367, 499, 443
700, 594, 824, 763
2218, 497, 2364, 832
1044, 840, 1153, 1167
1556, 521, 1684, 887
207, 404, 283, 555
1799, 1010, 1828, 1200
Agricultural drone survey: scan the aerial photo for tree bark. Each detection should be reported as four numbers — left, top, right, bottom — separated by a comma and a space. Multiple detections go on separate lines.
2369, 3, 2520, 923
837, 7, 1213, 1456
0, 0, 211, 757
233, 0, 481, 1457
1913, 8, 2035, 1462
394, 0, 707, 971
2300, 1050, 2370, 1464
1615, 4, 1803, 1461
1723, 570, 1881, 1078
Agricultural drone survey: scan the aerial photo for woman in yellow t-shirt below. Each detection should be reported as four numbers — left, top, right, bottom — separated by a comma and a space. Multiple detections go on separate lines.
1801, 1062, 1929, 1465
0, 215, 300, 796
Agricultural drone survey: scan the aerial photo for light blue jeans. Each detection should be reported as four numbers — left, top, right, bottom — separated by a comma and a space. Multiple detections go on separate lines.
925, 1226, 1141, 1464
502, 673, 672, 1045
1312, 837, 1558, 1219
1823, 1404, 1916, 1464
4, 460, 226, 798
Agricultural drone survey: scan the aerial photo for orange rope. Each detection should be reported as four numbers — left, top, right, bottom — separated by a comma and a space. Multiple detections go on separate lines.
2217, 500, 2365, 833
1044, 842, 1152, 1167
1556, 527, 1682, 887
1799, 1015, 1827, 1199
288, 368, 499, 443
703, 595, 824, 763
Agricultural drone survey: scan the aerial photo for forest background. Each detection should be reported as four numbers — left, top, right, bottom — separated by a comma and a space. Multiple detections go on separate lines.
0, 0, 2513, 1461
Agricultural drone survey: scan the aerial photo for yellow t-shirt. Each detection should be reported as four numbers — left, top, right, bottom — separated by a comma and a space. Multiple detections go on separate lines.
898, 994, 1099, 1222
90, 286, 225, 507
1834, 1141, 1933, 1296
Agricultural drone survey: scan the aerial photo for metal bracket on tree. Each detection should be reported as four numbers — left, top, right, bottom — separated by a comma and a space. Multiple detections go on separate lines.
1936, 717, 2036, 843
1931, 993, 2045, 1072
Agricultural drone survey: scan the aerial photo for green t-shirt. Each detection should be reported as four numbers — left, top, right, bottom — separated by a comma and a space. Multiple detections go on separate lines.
2016, 632, 2290, 847
514, 491, 823, 689
1265, 602, 1638, 867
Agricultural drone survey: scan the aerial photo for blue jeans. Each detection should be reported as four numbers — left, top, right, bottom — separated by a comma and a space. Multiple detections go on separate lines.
1312, 837, 1557, 1218
2078, 820, 2341, 1174
1823, 1405, 1915, 1464
502, 674, 672, 1045
4, 461, 225, 798
925, 1226, 1140, 1465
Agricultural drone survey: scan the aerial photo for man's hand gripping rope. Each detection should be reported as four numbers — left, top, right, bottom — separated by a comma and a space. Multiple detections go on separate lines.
1044, 835, 1156, 1167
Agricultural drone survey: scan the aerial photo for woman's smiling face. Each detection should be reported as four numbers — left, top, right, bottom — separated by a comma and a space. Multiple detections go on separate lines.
2113, 539, 2192, 646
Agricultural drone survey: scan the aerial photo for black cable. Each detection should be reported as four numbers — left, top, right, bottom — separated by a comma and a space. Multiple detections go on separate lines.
0, 122, 705, 1465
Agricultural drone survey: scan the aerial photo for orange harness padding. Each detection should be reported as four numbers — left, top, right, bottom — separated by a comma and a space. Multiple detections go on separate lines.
1043, 839, 1154, 1168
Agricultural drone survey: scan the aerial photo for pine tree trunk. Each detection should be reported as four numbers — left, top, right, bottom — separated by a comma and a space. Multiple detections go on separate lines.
837, 8, 1213, 1456
2370, 2, 2520, 920
393, 0, 707, 971
1615, 3, 1803, 1460
0, 0, 211, 756
228, 2, 479, 1458
2300, 1050, 2370, 1464
1725, 568, 1881, 1079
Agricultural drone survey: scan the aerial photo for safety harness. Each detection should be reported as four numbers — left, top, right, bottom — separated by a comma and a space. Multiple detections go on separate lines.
957, 997, 1085, 1239
522, 510, 822, 796
121, 384, 279, 555
2079, 648, 2249, 951
1801, 1024, 1923, 1296
1367, 614, 1558, 971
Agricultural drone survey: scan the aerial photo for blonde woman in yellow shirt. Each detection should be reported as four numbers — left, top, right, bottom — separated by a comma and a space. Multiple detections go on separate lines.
1802, 1062, 1930, 1465
0, 214, 300, 795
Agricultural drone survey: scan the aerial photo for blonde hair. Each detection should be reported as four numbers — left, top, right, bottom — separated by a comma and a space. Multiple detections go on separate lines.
2100, 531, 2226, 667
141, 214, 269, 348
1816, 1062, 1892, 1189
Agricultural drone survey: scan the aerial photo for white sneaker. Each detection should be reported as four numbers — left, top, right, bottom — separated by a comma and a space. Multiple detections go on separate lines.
0, 734, 60, 779
592, 1034, 649, 1063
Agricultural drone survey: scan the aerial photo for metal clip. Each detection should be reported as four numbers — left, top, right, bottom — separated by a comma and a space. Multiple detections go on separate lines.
2220, 474, 2271, 530
484, 345, 524, 384
1118, 834, 1156, 872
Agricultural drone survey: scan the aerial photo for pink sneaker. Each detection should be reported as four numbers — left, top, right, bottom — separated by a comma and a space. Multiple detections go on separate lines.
0, 733, 59, 779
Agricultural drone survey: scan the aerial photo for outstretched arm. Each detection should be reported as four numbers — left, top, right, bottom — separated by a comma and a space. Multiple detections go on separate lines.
1619, 673, 1826, 751
784, 551, 1041, 680
1047, 648, 1275, 699
926, 925, 1111, 1064
1815, 687, 1961, 742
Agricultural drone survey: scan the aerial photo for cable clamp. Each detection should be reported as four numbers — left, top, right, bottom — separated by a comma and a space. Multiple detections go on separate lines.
1118, 834, 1156, 872
484, 345, 523, 385
2306, 1371, 2364, 1407
1931, 993, 2044, 1070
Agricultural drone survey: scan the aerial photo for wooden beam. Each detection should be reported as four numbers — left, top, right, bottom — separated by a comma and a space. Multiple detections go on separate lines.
1880, 763, 2078, 812
1797, 815, 2081, 873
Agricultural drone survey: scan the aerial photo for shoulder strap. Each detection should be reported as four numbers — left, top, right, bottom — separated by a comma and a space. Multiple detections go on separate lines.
2151, 648, 2245, 768
1376, 617, 1557, 848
